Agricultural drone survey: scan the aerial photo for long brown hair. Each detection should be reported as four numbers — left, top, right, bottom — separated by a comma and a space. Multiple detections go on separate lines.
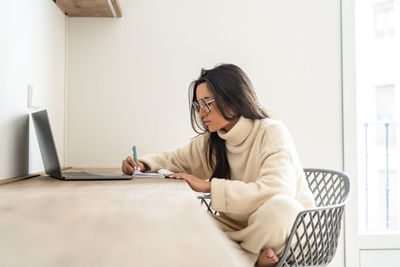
188, 64, 269, 179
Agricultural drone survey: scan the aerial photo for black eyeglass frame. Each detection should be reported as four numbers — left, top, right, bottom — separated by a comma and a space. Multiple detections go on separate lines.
192, 97, 215, 114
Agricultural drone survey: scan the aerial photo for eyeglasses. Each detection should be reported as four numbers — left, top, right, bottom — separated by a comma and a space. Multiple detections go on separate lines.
192, 98, 215, 114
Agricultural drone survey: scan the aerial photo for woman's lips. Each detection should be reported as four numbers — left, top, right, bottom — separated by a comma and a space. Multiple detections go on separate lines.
204, 121, 211, 126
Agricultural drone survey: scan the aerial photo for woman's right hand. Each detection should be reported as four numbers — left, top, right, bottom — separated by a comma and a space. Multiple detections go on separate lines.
121, 156, 147, 175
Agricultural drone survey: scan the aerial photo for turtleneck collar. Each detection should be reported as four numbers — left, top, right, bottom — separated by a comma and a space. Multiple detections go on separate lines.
217, 116, 254, 146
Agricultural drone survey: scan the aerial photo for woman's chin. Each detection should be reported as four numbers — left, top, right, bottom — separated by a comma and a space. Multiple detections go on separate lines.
207, 126, 217, 133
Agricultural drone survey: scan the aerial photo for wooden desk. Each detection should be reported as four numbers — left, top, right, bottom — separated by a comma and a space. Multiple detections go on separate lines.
0, 169, 248, 267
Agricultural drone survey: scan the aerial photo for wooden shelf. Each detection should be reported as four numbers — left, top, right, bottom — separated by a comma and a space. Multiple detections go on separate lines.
55, 0, 122, 17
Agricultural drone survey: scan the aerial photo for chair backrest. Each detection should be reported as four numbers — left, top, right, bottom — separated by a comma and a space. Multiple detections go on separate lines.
304, 168, 350, 207
276, 168, 350, 267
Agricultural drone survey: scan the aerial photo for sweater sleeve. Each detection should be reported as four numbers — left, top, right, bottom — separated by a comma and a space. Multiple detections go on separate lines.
138, 134, 212, 179
211, 122, 300, 217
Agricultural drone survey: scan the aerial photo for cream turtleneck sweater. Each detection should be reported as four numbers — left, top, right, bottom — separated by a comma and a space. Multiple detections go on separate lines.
139, 116, 315, 223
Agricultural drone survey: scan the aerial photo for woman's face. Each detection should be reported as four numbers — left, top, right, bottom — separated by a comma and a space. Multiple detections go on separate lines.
195, 82, 238, 132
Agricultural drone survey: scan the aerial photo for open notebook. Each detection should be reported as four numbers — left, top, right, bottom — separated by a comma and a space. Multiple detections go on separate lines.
133, 169, 174, 178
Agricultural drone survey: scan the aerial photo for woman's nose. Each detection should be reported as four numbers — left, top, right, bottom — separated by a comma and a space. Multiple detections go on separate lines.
198, 109, 207, 117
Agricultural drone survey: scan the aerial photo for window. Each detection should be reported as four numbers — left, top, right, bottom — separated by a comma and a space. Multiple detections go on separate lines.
375, 84, 396, 146
370, 169, 399, 231
374, 1, 395, 38
376, 84, 395, 122
362, 84, 398, 231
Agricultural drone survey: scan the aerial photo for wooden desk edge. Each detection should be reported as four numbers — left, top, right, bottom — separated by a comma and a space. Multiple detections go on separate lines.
0, 167, 73, 186
0, 174, 41, 186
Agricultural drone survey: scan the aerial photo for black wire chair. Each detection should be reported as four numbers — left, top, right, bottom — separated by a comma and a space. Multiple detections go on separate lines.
198, 168, 350, 267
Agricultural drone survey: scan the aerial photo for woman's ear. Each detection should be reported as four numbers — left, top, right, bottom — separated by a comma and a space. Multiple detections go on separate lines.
227, 106, 239, 120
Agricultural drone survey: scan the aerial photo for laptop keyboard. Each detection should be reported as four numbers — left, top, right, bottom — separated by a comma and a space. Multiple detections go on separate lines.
63, 172, 105, 178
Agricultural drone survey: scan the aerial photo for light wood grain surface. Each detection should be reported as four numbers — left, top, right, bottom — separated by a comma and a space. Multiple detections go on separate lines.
0, 169, 247, 267
55, 0, 122, 17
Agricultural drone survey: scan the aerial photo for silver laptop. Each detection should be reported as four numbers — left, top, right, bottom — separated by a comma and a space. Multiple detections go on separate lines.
31, 109, 132, 180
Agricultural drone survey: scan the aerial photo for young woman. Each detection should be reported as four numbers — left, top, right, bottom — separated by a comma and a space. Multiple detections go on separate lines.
121, 64, 315, 267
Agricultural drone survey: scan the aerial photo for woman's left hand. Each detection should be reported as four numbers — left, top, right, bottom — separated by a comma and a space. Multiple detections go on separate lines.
168, 173, 211, 193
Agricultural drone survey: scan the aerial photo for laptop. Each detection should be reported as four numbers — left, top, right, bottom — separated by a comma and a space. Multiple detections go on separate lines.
31, 109, 132, 180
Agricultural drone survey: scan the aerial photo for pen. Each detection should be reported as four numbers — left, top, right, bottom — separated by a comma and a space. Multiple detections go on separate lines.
132, 145, 138, 168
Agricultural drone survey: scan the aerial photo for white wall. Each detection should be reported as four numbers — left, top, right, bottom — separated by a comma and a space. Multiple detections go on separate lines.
0, 0, 66, 180
67, 0, 343, 169
67, 0, 343, 265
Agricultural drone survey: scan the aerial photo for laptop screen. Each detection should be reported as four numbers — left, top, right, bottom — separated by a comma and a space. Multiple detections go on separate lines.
31, 110, 63, 179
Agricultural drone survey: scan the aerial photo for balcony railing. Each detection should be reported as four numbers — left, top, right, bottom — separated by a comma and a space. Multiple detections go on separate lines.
363, 121, 398, 231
